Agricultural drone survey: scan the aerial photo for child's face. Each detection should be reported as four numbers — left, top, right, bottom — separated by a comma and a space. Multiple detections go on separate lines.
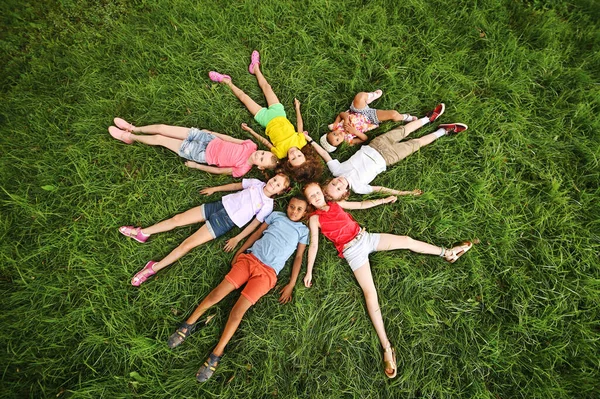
286, 198, 308, 222
304, 183, 326, 208
265, 174, 289, 196
287, 147, 306, 167
327, 130, 344, 146
324, 177, 349, 201
252, 150, 277, 169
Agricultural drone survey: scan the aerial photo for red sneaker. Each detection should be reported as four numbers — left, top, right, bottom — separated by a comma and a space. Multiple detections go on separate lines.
438, 123, 468, 134
426, 103, 445, 122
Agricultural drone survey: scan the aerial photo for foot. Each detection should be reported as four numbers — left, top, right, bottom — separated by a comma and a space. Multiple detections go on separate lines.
131, 261, 157, 286
167, 321, 196, 349
438, 123, 468, 134
113, 117, 136, 132
383, 344, 397, 378
208, 71, 231, 83
118, 226, 149, 243
366, 89, 383, 104
248, 50, 260, 74
426, 103, 445, 123
402, 114, 418, 122
108, 126, 133, 144
196, 353, 222, 382
443, 242, 473, 263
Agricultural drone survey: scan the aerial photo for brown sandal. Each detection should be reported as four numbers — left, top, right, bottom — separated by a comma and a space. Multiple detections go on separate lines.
383, 345, 397, 378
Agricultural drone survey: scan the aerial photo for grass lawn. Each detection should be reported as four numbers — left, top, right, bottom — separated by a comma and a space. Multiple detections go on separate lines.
1, 0, 599, 397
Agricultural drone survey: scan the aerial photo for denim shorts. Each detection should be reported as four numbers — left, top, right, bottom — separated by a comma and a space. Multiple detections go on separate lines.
342, 232, 381, 271
349, 104, 380, 125
201, 201, 235, 238
178, 128, 215, 163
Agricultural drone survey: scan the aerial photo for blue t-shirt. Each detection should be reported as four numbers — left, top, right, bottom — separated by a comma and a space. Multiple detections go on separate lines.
249, 211, 309, 275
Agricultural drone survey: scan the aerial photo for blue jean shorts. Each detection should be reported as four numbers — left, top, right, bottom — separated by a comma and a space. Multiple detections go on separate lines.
178, 128, 215, 163
201, 201, 236, 238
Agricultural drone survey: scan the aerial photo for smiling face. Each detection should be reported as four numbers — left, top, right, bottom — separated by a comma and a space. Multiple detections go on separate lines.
303, 183, 326, 209
324, 177, 349, 201
287, 147, 306, 167
252, 150, 278, 169
327, 130, 344, 146
264, 173, 290, 197
286, 198, 308, 222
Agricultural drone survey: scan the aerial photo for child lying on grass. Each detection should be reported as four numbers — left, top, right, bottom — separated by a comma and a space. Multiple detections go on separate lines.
166, 196, 310, 383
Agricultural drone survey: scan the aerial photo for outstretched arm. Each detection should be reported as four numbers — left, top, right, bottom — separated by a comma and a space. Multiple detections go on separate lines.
241, 123, 274, 150
279, 243, 307, 304
224, 218, 261, 252
304, 215, 320, 288
186, 162, 233, 175
371, 186, 423, 196
302, 131, 333, 163
204, 130, 245, 144
338, 196, 398, 210
200, 182, 243, 196
232, 222, 268, 264
294, 98, 304, 133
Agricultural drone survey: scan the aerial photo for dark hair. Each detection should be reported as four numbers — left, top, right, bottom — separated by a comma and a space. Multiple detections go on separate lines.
288, 195, 311, 220
322, 178, 350, 202
280, 145, 325, 184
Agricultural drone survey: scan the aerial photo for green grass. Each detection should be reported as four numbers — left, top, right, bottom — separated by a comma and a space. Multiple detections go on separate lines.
1, 0, 599, 397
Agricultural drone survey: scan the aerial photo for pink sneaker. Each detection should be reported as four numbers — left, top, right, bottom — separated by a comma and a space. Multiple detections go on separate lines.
119, 226, 149, 243
131, 261, 157, 286
248, 50, 260, 74
108, 126, 133, 144
208, 71, 231, 83
439, 123, 468, 134
113, 117, 135, 131
426, 103, 445, 122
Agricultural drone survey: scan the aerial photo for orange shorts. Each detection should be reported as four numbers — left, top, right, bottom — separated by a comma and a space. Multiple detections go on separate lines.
225, 253, 277, 305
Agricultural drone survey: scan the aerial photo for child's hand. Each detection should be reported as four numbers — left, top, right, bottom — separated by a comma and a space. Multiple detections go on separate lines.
383, 196, 398, 204
294, 98, 301, 109
411, 189, 423, 196
200, 187, 217, 196
278, 284, 294, 304
224, 237, 240, 252
302, 131, 311, 140
241, 122, 251, 131
303, 272, 313, 288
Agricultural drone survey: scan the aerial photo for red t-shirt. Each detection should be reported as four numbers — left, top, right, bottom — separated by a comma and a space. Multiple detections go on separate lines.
205, 139, 257, 178
313, 202, 360, 257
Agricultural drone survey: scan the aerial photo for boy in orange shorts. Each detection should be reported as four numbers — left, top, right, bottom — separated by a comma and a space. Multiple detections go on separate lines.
167, 197, 310, 382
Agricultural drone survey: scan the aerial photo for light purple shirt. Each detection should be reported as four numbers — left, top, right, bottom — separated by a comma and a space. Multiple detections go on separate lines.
222, 179, 273, 227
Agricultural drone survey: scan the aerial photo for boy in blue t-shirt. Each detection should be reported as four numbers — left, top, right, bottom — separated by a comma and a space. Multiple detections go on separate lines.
167, 196, 310, 382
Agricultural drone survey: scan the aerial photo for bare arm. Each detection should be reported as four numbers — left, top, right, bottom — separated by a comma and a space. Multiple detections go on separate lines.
241, 123, 274, 150
279, 243, 307, 304
304, 215, 320, 288
338, 196, 398, 210
344, 123, 368, 142
294, 98, 303, 133
204, 130, 245, 144
302, 131, 333, 163
186, 162, 233, 175
371, 186, 423, 196
231, 222, 268, 264
200, 182, 243, 196
224, 218, 261, 252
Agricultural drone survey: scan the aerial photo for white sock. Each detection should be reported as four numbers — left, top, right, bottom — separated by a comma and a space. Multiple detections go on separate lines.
420, 117, 430, 126
433, 128, 446, 138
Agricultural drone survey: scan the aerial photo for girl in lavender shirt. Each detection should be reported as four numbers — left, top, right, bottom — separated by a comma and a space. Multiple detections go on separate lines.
119, 174, 290, 286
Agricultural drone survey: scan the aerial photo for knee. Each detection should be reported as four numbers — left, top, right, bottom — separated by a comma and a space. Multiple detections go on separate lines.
230, 302, 251, 320
178, 238, 198, 253
155, 124, 170, 134
362, 287, 379, 303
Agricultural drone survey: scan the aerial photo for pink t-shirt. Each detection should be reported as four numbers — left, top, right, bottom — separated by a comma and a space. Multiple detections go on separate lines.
222, 179, 273, 227
205, 139, 257, 178
330, 112, 378, 141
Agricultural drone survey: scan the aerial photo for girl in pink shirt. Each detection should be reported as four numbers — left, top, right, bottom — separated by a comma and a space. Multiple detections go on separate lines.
108, 119, 278, 177
119, 174, 290, 286
302, 182, 472, 379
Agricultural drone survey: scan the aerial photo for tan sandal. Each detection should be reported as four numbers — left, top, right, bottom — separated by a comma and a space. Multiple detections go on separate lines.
443, 241, 473, 263
383, 345, 397, 378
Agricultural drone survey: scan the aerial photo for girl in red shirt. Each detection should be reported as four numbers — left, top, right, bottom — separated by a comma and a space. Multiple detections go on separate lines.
302, 182, 472, 379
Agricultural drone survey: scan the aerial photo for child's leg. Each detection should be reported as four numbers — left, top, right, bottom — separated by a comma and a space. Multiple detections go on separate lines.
151, 224, 214, 272
223, 79, 263, 116
133, 124, 190, 139
212, 296, 253, 356
376, 110, 416, 123
130, 134, 183, 154
375, 234, 442, 255
186, 279, 237, 325
352, 262, 395, 375
142, 206, 205, 236
253, 64, 280, 107
352, 90, 382, 109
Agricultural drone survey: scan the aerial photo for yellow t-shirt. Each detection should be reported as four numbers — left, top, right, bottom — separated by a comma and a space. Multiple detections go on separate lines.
266, 116, 307, 159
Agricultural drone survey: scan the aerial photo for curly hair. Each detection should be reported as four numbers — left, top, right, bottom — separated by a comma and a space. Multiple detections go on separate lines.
322, 178, 350, 202
279, 145, 325, 184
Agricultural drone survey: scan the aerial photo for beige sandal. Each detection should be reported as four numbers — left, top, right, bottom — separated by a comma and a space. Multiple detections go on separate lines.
383, 345, 397, 378
442, 241, 473, 263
